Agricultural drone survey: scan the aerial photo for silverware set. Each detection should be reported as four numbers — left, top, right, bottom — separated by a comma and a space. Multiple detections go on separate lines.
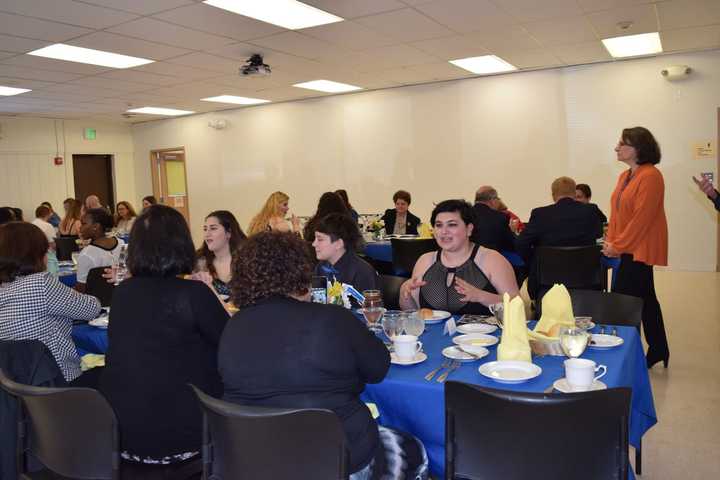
597, 325, 618, 336
424, 360, 460, 383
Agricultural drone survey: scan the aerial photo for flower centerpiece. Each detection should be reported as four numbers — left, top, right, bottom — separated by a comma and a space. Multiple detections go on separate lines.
368, 218, 385, 240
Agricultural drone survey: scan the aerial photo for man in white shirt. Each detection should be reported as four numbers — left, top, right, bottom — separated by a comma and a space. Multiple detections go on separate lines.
31, 205, 56, 249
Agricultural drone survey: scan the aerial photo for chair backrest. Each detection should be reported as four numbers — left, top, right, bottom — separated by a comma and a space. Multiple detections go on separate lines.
380, 274, 406, 310
445, 382, 630, 480
86, 267, 115, 307
532, 245, 603, 300
570, 289, 643, 328
190, 385, 349, 480
55, 236, 79, 261
0, 369, 119, 480
391, 238, 437, 275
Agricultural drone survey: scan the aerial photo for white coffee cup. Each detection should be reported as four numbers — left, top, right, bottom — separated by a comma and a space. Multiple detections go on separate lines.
564, 358, 607, 391
393, 334, 422, 360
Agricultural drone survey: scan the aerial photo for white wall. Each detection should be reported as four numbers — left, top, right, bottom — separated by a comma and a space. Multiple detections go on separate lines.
0, 117, 136, 216
126, 49, 717, 271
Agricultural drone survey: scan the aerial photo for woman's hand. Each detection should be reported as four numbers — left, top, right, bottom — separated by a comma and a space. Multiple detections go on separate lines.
290, 213, 300, 231
602, 241, 620, 258
400, 277, 426, 301
191, 271, 214, 287
454, 277, 485, 303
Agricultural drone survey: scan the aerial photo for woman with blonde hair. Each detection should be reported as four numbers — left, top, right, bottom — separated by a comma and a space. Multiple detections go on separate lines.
58, 198, 82, 236
114, 201, 137, 235
247, 191, 300, 235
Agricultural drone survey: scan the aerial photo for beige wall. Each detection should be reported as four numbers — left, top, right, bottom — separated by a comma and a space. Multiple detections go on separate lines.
0, 117, 136, 216
132, 49, 720, 271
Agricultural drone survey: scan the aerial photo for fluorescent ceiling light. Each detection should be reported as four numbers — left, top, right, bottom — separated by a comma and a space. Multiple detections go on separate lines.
201, 95, 270, 105
293, 80, 362, 93
126, 107, 194, 116
602, 32, 662, 58
449, 55, 517, 75
28, 44, 154, 69
0, 85, 31, 96
203, 0, 343, 30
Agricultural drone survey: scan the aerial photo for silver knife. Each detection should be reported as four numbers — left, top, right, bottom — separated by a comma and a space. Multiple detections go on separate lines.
437, 361, 460, 383
425, 360, 450, 381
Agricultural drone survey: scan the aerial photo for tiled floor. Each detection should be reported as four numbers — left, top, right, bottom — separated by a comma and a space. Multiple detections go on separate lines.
636, 270, 720, 479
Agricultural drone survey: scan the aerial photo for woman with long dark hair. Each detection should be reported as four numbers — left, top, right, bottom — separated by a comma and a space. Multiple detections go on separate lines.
303, 191, 350, 242
193, 210, 247, 297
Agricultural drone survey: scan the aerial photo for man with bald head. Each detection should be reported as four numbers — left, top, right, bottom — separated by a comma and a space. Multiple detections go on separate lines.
470, 186, 516, 252
85, 195, 102, 210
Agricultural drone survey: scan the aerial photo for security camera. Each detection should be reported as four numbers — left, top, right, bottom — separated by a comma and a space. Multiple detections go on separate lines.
660, 65, 691, 80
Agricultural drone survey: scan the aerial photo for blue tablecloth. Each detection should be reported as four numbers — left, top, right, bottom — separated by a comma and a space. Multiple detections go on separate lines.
72, 324, 108, 357
361, 320, 656, 477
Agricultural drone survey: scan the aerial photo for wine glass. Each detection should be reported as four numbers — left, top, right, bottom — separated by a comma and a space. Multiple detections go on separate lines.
402, 310, 424, 337
362, 290, 385, 331
382, 311, 404, 341
559, 326, 590, 358
113, 245, 128, 286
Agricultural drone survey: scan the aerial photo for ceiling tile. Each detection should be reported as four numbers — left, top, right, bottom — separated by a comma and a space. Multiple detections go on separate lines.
67, 76, 159, 93
587, 4, 659, 38
1, 55, 110, 75
78, 0, 195, 16
20, 90, 105, 102
382, 61, 472, 84
301, 21, 398, 51
415, 0, 516, 33
98, 69, 183, 86
165, 52, 240, 73
524, 16, 598, 47
301, 0, 407, 19
355, 8, 455, 42
135, 61, 225, 80
207, 44, 324, 71
0, 34, 49, 53
550, 41, 613, 64
107, 17, 236, 50
465, 25, 542, 51
67, 32, 191, 61
37, 83, 128, 97
0, 12, 92, 42
0, 64, 86, 82
152, 3, 283, 41
661, 24, 720, 52
411, 35, 490, 60
140, 81, 232, 99
322, 70, 402, 89
0, 0, 137, 29
0, 51, 16, 61
252, 85, 321, 102
106, 92, 184, 104
0, 76, 56, 90
658, 0, 720, 30
351, 44, 439, 71
495, 0, 584, 23
577, 0, 655, 14
208, 72, 291, 89
247, 32, 348, 60
493, 49, 563, 69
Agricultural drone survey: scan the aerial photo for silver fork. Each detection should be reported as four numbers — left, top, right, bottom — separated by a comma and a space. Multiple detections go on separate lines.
425, 359, 451, 381
437, 361, 460, 383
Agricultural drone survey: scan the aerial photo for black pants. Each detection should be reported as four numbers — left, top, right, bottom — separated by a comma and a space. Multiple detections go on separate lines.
613, 254, 669, 367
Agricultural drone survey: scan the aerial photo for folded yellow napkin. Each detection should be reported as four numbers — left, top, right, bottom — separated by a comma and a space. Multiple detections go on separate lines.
365, 403, 380, 419
530, 284, 575, 340
80, 353, 105, 372
497, 293, 531, 362
418, 223, 433, 238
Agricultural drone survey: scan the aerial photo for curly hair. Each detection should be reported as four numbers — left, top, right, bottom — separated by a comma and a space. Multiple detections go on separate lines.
230, 231, 313, 307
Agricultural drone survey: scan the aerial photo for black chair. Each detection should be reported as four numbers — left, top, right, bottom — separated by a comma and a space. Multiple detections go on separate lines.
391, 238, 437, 276
86, 266, 115, 307
0, 368, 120, 480
55, 236, 79, 261
380, 274, 406, 310
189, 385, 349, 480
570, 289, 643, 328
531, 245, 604, 307
445, 382, 631, 480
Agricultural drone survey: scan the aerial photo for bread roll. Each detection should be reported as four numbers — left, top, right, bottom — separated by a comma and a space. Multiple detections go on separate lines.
419, 308, 433, 320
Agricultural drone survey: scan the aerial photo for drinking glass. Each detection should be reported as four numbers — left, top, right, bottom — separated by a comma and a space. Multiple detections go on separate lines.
113, 245, 128, 286
382, 310, 404, 341
402, 310, 425, 337
311, 276, 328, 304
559, 326, 590, 358
362, 290, 384, 331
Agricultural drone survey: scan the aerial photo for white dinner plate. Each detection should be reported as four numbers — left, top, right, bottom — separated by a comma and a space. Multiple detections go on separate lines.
442, 346, 488, 362
576, 321, 596, 331
390, 351, 427, 365
456, 323, 498, 334
422, 310, 451, 324
553, 378, 607, 393
453, 333, 499, 348
89, 316, 109, 329
589, 334, 624, 349
479, 361, 542, 384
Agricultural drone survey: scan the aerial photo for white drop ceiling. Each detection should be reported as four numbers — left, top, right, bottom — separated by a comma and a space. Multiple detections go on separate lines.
0, 0, 718, 123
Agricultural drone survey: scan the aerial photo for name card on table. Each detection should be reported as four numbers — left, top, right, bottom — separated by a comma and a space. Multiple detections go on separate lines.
444, 317, 457, 336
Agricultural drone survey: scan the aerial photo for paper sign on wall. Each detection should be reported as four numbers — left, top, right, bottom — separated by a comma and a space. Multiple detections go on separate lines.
693, 141, 715, 160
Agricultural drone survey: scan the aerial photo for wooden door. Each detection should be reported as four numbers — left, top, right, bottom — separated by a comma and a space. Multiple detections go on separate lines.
150, 148, 190, 224
72, 154, 114, 211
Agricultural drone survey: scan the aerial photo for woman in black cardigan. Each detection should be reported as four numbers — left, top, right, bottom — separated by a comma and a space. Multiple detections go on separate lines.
381, 190, 421, 235
219, 231, 428, 479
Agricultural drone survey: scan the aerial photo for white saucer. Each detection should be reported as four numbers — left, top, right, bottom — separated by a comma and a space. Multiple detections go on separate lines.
553, 378, 607, 393
589, 334, 624, 349
89, 316, 109, 329
390, 351, 427, 365
479, 361, 542, 384
423, 310, 451, 324
453, 333, 499, 349
442, 346, 488, 362
457, 323, 498, 334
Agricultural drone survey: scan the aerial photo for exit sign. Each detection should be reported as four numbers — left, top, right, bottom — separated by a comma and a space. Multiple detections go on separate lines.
83, 128, 96, 140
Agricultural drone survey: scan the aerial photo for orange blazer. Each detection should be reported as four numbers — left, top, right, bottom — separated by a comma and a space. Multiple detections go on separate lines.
606, 164, 668, 266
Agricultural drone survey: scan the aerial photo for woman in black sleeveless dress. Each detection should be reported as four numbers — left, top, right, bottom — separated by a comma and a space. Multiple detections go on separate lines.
399, 200, 519, 314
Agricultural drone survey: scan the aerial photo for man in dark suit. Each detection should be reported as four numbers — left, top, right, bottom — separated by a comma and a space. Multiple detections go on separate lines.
516, 177, 603, 299
470, 186, 516, 252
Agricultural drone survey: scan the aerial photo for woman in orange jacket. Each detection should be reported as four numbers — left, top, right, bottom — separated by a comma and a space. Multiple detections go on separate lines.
603, 126, 669, 369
